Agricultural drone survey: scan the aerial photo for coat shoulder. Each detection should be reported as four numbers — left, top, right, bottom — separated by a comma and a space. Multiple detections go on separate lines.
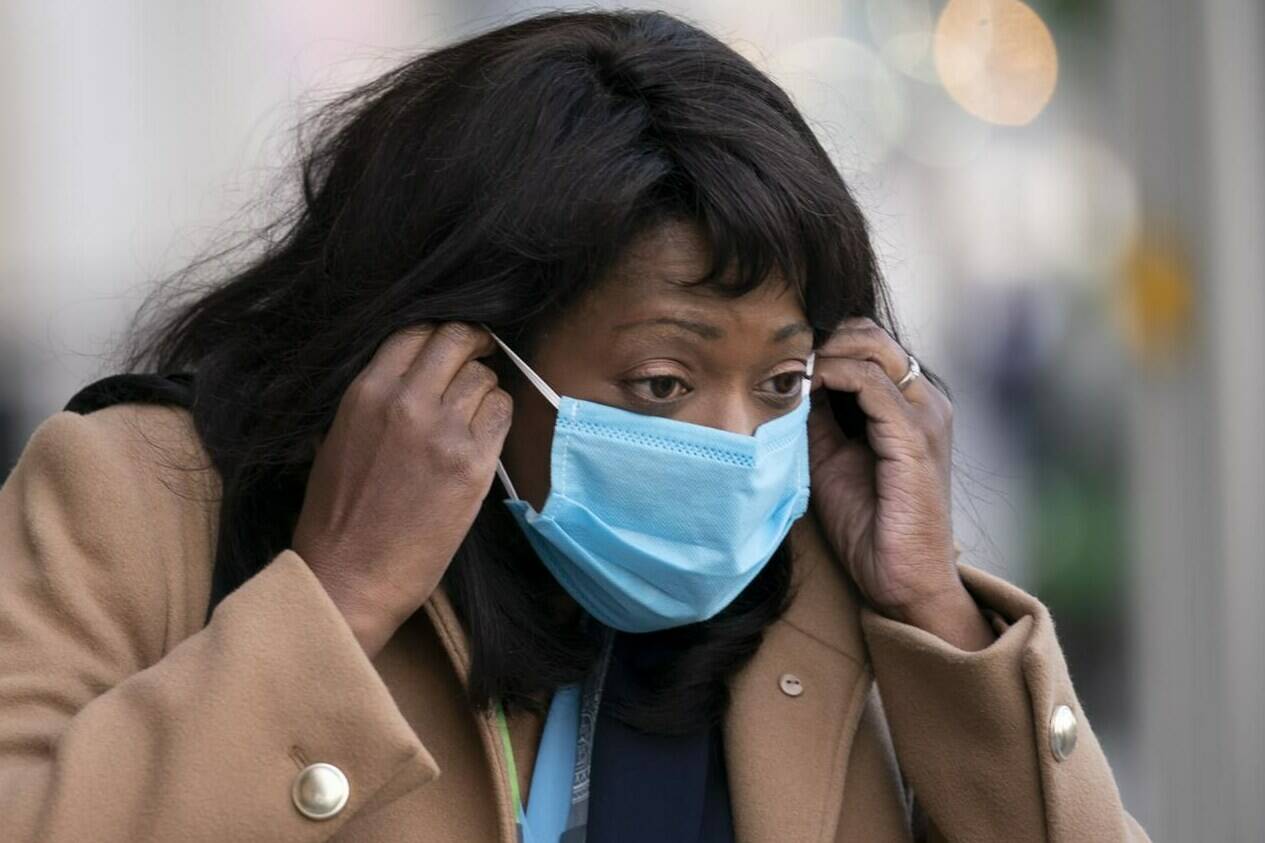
5, 402, 221, 642
32, 401, 219, 519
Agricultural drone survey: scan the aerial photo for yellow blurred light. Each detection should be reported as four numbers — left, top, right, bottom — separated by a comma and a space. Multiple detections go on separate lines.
933, 0, 1059, 126
1115, 232, 1196, 365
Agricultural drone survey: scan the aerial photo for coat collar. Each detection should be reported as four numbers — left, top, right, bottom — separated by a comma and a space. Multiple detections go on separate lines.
419, 587, 521, 843
722, 507, 874, 843
420, 507, 873, 843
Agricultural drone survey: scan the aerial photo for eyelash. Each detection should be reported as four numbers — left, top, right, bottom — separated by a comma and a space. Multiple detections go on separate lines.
625, 369, 806, 405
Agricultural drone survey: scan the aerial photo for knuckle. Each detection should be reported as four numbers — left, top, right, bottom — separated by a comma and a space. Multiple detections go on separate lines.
841, 315, 877, 332
398, 322, 435, 340
918, 408, 947, 447
349, 373, 391, 406
919, 411, 944, 444
923, 386, 954, 426
928, 427, 949, 457
384, 323, 433, 353
468, 360, 498, 389
437, 321, 479, 345
486, 390, 514, 424
919, 422, 937, 449
861, 360, 887, 385
435, 437, 478, 481
385, 389, 426, 426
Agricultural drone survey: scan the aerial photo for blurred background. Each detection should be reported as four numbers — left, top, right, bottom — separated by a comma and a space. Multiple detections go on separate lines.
1, 1, 1260, 838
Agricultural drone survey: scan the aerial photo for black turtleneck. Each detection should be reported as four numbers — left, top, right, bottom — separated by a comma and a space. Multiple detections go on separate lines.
586, 632, 736, 843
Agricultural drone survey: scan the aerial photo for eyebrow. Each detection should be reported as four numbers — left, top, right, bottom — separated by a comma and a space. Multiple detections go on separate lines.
613, 317, 813, 343
772, 321, 814, 342
613, 317, 723, 339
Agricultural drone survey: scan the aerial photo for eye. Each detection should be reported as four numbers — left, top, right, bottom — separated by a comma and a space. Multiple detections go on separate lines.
770, 371, 804, 394
761, 370, 806, 398
627, 375, 692, 402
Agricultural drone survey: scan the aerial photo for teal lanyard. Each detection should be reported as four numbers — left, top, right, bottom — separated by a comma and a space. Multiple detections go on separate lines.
494, 630, 615, 843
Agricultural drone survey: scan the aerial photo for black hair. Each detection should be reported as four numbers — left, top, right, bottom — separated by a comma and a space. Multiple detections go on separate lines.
109, 8, 925, 735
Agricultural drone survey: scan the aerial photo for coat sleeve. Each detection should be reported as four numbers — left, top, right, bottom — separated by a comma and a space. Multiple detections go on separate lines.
858, 562, 1151, 843
0, 408, 439, 842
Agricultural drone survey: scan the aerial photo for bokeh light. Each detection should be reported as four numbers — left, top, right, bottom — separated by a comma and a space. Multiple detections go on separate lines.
1115, 231, 1196, 365
933, 0, 1059, 126
867, 0, 938, 83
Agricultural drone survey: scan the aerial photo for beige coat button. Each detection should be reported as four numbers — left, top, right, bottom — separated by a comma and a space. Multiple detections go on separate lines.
778, 673, 804, 697
1049, 704, 1078, 761
291, 762, 350, 820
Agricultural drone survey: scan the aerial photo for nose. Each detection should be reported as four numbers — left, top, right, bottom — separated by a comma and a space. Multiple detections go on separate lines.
697, 353, 814, 436
701, 394, 764, 437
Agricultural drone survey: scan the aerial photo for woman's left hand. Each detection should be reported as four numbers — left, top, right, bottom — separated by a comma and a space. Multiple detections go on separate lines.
806, 317, 992, 647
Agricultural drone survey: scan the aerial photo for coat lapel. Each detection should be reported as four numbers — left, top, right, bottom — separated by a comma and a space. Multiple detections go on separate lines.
421, 587, 523, 843
724, 508, 874, 843
420, 508, 871, 843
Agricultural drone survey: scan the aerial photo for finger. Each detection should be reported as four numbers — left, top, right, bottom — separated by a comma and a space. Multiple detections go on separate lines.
402, 321, 497, 399
362, 323, 437, 382
443, 359, 500, 424
817, 317, 932, 405
809, 357, 926, 460
471, 387, 514, 444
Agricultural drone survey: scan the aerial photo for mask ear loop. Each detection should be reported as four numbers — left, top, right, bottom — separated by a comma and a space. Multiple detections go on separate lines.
478, 324, 561, 502
494, 455, 521, 502
481, 327, 560, 409
802, 351, 816, 398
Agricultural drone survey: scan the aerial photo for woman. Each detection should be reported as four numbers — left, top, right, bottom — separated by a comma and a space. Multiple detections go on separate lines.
0, 9, 1149, 842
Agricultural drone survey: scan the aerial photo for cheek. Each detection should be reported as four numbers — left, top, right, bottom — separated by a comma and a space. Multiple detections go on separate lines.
500, 384, 558, 508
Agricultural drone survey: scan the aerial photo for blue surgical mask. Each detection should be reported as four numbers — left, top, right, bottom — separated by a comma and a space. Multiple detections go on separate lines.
487, 329, 814, 633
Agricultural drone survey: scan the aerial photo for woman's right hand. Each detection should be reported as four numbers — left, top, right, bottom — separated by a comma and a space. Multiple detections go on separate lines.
292, 321, 513, 659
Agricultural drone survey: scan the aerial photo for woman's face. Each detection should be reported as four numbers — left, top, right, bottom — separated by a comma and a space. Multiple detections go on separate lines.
500, 220, 815, 513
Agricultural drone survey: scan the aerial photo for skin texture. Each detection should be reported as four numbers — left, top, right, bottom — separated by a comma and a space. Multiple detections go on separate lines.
294, 219, 995, 658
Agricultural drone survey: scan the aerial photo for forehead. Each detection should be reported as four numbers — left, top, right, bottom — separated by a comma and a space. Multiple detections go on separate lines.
565, 220, 805, 331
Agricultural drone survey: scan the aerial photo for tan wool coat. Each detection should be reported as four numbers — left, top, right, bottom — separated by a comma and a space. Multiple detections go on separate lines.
0, 401, 1151, 842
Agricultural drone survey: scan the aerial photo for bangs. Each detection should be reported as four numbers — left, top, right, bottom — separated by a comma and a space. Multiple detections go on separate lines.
602, 133, 842, 324
671, 146, 812, 303
417, 7, 877, 345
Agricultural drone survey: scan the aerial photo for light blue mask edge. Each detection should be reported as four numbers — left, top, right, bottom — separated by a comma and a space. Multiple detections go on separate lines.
555, 392, 811, 461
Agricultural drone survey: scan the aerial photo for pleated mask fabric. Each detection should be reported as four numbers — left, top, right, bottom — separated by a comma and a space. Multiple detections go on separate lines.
487, 328, 813, 633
